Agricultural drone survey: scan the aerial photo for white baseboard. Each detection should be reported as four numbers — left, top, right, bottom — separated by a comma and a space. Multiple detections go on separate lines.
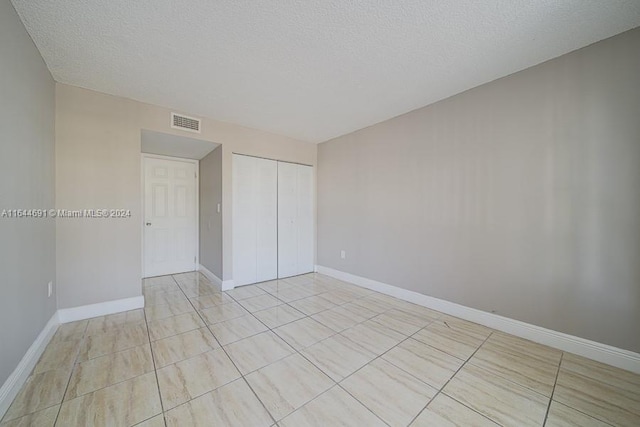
57, 296, 145, 324
221, 280, 235, 291
198, 264, 222, 286
316, 265, 640, 374
198, 264, 234, 291
1, 295, 147, 419
0, 313, 59, 419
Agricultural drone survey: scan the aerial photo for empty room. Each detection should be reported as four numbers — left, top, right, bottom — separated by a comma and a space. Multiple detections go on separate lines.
1, 0, 640, 426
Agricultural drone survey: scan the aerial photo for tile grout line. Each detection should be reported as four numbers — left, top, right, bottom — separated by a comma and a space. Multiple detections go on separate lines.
202, 309, 280, 425
337, 305, 448, 377
140, 274, 185, 427
256, 318, 345, 424
542, 352, 563, 426
406, 331, 497, 427
51, 320, 90, 427
334, 384, 392, 427
146, 278, 224, 341
174, 273, 280, 426
537, 355, 619, 427
332, 317, 442, 426
156, 273, 237, 420
461, 360, 560, 401
546, 400, 618, 427
147, 275, 228, 419
336, 309, 497, 426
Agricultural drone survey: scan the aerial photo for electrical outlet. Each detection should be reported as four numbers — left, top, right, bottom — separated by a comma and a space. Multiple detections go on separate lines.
340, 250, 346, 259
47, 281, 53, 297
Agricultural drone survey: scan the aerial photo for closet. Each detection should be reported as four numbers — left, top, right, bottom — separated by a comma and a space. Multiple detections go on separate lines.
232, 154, 314, 287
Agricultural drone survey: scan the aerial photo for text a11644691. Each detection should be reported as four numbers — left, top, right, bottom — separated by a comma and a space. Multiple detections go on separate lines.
0, 209, 132, 218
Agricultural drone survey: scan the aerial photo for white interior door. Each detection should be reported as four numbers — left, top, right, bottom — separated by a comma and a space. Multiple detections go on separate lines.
278, 162, 314, 278
144, 157, 197, 277
233, 154, 278, 286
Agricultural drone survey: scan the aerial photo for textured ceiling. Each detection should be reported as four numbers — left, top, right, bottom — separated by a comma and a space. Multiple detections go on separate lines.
11, 1, 640, 143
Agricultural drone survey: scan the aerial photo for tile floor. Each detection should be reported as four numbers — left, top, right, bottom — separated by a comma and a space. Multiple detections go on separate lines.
2, 272, 640, 426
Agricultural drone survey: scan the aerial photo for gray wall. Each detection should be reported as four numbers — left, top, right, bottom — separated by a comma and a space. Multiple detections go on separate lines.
0, 0, 56, 384
200, 146, 223, 278
318, 28, 640, 353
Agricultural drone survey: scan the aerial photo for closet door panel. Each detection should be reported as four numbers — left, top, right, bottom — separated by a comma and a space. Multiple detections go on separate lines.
277, 162, 298, 278
296, 165, 314, 274
255, 157, 278, 282
232, 155, 257, 286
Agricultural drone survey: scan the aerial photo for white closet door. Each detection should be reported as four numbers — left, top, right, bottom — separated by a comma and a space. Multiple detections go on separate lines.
233, 154, 277, 286
277, 162, 298, 278
278, 162, 314, 278
233, 155, 258, 286
255, 158, 278, 282
296, 164, 314, 274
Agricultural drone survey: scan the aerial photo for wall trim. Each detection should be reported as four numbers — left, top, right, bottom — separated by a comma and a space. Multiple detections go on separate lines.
221, 280, 235, 291
1, 295, 147, 418
316, 265, 640, 374
0, 312, 59, 419
198, 264, 234, 291
57, 296, 145, 324
198, 264, 222, 286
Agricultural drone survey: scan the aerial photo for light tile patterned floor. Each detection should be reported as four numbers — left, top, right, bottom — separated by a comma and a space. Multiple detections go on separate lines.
2, 272, 640, 426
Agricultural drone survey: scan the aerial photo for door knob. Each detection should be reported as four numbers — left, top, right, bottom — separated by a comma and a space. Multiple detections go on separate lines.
146, 222, 152, 226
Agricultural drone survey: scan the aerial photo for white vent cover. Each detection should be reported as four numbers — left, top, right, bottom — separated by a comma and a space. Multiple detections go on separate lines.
171, 112, 201, 133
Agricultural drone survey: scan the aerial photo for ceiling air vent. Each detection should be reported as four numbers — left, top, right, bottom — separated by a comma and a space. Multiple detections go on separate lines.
171, 112, 201, 133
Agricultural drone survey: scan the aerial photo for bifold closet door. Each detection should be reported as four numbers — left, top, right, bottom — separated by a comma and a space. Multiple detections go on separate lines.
232, 155, 278, 286
296, 164, 314, 274
278, 162, 314, 278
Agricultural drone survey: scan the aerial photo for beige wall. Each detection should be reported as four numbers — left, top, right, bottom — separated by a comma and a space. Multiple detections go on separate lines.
199, 146, 223, 278
0, 0, 56, 385
56, 84, 316, 308
318, 28, 640, 352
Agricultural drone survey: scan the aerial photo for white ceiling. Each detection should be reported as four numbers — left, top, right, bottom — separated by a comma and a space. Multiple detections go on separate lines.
12, 1, 640, 143
141, 130, 219, 160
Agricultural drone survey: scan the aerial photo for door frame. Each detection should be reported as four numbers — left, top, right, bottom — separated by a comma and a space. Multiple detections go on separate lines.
141, 153, 200, 278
